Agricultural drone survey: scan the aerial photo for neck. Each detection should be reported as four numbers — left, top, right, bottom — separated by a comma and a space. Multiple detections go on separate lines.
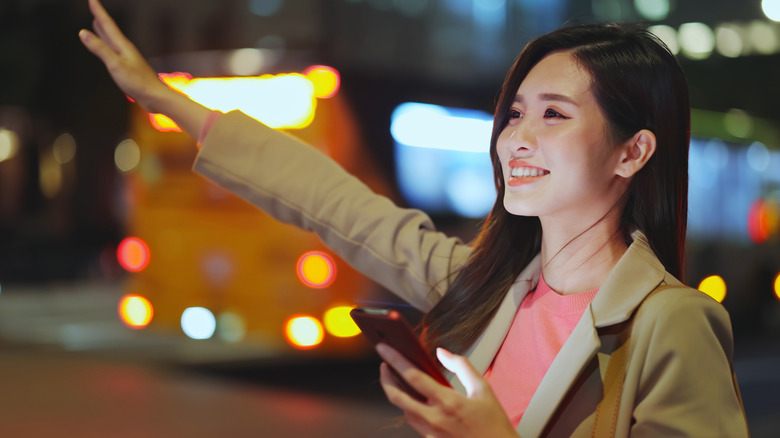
539, 209, 628, 295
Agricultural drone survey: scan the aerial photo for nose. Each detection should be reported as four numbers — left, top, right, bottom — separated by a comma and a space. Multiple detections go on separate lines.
503, 122, 536, 156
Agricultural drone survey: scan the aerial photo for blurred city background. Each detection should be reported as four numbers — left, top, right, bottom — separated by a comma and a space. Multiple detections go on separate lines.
1, 0, 779, 436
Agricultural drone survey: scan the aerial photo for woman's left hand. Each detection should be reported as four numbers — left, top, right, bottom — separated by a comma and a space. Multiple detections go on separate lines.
376, 343, 517, 438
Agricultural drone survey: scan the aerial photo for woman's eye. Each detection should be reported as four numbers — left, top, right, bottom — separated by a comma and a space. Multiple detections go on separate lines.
508, 109, 522, 119
544, 108, 568, 119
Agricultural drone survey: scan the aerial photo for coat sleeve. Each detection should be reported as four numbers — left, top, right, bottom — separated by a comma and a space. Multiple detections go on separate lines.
191, 110, 471, 311
628, 289, 749, 437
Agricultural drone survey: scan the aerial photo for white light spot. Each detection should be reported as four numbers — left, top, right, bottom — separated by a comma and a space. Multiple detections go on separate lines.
748, 20, 779, 55
762, 0, 780, 21
228, 48, 265, 76
114, 139, 141, 173
679, 22, 715, 60
634, 0, 670, 21
0, 129, 20, 162
390, 102, 492, 153
649, 25, 679, 55
715, 24, 744, 58
181, 307, 217, 340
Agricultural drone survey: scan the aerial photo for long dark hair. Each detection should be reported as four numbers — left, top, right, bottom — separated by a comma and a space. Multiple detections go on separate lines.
421, 23, 690, 355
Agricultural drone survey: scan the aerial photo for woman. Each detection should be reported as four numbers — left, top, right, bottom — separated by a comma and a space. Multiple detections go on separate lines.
79, 0, 748, 436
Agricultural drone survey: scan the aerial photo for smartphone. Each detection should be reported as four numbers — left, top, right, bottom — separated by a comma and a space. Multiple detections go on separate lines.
350, 307, 451, 389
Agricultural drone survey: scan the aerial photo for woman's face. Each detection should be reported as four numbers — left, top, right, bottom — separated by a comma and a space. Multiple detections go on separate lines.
497, 51, 626, 224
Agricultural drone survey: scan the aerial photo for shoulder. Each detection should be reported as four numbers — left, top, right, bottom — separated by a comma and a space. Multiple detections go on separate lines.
638, 280, 730, 322
631, 277, 734, 356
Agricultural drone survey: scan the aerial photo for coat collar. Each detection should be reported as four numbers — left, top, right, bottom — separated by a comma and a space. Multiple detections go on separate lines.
451, 231, 667, 435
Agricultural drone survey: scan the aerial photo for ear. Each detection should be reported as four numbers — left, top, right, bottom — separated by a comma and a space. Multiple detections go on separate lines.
615, 129, 656, 179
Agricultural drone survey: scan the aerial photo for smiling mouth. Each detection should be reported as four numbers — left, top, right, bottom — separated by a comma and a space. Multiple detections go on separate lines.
510, 167, 550, 178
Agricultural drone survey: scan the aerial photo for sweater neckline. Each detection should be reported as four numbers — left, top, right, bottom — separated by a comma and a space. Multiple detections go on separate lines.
532, 274, 599, 316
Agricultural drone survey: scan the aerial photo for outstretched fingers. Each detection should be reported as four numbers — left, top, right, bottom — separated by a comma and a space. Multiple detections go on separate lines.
78, 28, 117, 66
88, 0, 135, 55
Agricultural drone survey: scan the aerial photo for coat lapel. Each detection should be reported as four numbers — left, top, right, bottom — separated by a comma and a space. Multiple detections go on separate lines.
515, 231, 666, 436
448, 255, 542, 394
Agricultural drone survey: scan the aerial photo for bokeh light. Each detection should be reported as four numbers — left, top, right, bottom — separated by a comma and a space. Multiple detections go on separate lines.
284, 315, 324, 349
118, 294, 153, 329
217, 311, 246, 343
724, 108, 754, 139
715, 24, 744, 58
52, 133, 77, 164
748, 199, 780, 244
297, 251, 336, 288
634, 0, 670, 21
0, 129, 20, 163
698, 275, 727, 303
323, 306, 361, 338
774, 272, 780, 301
39, 151, 62, 198
648, 25, 680, 55
304, 65, 340, 99
747, 20, 779, 55
391, 102, 492, 152
115, 139, 141, 172
228, 48, 265, 76
117, 237, 151, 273
746, 142, 770, 172
249, 0, 284, 17
181, 307, 217, 340
764, 0, 780, 21
679, 22, 715, 60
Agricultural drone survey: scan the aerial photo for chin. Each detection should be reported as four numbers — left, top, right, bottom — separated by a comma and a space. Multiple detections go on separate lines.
503, 199, 537, 217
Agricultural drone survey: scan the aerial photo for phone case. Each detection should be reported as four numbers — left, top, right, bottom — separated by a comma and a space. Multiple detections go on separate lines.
350, 307, 450, 387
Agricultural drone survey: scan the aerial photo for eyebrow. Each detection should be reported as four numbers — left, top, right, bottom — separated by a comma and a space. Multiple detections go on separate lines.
514, 93, 580, 106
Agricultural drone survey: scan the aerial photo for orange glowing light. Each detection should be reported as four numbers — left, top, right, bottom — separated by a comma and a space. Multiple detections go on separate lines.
118, 294, 153, 329
284, 315, 324, 349
149, 113, 182, 132
323, 305, 361, 338
747, 199, 780, 244
296, 251, 336, 288
117, 237, 151, 273
774, 273, 780, 301
748, 200, 770, 244
698, 275, 727, 303
304, 65, 340, 99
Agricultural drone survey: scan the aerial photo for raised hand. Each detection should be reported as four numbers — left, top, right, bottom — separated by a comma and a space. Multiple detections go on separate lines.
79, 0, 211, 138
79, 0, 171, 114
376, 343, 517, 438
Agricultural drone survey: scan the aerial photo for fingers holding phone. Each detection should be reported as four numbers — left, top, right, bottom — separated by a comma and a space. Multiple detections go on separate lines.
376, 342, 447, 404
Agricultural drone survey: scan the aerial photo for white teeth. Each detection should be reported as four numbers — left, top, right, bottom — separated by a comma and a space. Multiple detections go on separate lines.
511, 167, 547, 178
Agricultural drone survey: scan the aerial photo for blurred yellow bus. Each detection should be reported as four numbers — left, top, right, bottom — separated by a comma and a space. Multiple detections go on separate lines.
114, 61, 396, 362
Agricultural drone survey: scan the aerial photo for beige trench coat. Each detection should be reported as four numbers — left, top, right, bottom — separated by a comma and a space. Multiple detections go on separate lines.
193, 111, 749, 437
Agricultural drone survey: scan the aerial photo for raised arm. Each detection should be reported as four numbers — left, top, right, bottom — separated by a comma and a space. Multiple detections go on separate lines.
79, 0, 210, 138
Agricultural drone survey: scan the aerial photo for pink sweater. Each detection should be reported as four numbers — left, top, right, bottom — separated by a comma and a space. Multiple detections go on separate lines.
484, 275, 598, 427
